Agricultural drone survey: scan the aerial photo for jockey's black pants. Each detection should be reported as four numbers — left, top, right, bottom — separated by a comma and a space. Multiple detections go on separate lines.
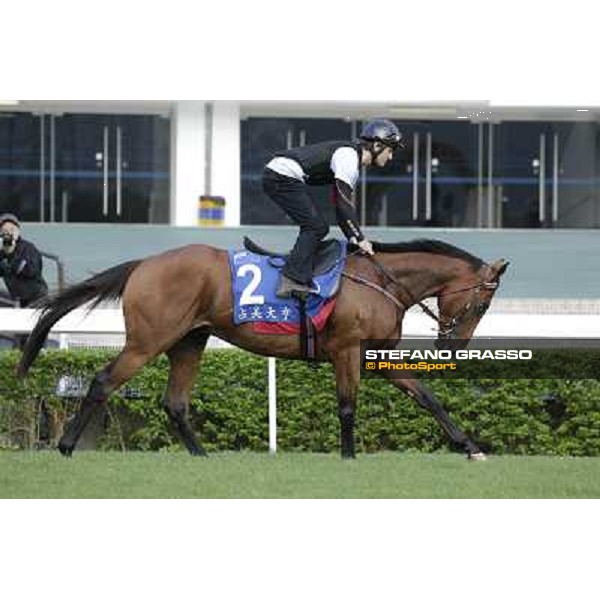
263, 168, 329, 284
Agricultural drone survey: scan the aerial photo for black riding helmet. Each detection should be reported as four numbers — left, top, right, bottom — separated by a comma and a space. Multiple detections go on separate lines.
360, 119, 406, 151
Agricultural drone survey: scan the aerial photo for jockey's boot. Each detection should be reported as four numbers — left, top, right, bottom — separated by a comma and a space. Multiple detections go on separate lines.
276, 273, 318, 299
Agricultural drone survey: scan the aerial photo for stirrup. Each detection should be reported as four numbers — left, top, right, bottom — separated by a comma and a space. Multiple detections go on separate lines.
276, 274, 318, 299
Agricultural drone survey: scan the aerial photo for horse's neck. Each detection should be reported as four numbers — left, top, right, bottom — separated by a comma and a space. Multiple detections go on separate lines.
381, 253, 472, 303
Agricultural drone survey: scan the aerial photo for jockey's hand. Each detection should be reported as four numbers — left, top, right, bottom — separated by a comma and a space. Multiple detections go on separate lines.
357, 239, 374, 256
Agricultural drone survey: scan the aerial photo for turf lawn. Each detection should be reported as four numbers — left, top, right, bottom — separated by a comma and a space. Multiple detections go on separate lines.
1, 451, 599, 498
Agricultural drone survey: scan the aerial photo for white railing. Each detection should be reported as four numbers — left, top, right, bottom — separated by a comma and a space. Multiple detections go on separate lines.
1, 307, 599, 338
0, 308, 125, 335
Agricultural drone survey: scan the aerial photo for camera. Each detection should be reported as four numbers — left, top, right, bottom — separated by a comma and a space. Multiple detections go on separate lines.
1, 232, 14, 247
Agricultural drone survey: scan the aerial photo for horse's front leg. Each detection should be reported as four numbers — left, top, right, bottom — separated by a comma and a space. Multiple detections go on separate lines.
332, 346, 361, 459
386, 375, 486, 460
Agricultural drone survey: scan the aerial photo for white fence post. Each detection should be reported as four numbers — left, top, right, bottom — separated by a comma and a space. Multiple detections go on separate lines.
268, 357, 277, 454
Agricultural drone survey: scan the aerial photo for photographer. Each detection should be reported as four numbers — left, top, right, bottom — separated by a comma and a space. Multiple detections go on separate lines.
0, 213, 48, 308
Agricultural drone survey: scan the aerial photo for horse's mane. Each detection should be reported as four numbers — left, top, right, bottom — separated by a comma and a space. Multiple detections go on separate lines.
370, 239, 485, 269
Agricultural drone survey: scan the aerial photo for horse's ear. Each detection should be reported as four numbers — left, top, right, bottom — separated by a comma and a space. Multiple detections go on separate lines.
490, 259, 510, 278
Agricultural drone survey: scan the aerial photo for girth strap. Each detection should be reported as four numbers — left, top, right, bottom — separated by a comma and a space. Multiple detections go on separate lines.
296, 294, 318, 369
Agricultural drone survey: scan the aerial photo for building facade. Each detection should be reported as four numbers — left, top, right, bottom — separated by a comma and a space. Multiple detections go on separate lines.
1, 100, 599, 228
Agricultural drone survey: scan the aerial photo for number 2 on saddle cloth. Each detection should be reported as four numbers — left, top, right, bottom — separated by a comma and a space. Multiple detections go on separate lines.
228, 239, 348, 337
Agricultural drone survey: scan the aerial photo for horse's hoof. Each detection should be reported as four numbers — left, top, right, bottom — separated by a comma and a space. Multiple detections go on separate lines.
58, 443, 74, 458
468, 451, 487, 461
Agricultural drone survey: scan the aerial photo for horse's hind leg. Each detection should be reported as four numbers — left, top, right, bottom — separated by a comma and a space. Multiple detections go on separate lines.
58, 347, 150, 457
163, 328, 209, 456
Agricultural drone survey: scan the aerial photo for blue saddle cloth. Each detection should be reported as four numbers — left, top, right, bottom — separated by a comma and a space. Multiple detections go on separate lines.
228, 240, 347, 326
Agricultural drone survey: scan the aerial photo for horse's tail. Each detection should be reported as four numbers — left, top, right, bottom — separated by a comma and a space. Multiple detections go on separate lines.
17, 260, 142, 378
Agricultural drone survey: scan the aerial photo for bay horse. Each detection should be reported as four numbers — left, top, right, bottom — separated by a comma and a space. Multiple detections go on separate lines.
17, 239, 509, 459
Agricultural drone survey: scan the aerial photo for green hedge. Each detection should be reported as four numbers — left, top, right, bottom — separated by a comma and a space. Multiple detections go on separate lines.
1, 349, 599, 455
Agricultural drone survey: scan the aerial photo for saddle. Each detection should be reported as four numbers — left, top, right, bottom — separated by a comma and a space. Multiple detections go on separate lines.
241, 236, 345, 368
242, 236, 343, 276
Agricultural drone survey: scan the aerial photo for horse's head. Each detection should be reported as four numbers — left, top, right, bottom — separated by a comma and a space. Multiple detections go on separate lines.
435, 258, 509, 350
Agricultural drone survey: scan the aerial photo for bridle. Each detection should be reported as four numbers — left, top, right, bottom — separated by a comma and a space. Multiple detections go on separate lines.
435, 279, 498, 338
342, 253, 499, 338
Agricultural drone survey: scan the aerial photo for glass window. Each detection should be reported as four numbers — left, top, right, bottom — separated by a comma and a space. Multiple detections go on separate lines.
362, 120, 479, 227
54, 114, 170, 223
0, 111, 170, 224
494, 121, 600, 228
240, 114, 600, 229
0, 112, 42, 221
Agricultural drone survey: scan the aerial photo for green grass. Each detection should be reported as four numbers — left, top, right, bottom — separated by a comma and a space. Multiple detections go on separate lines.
1, 451, 599, 498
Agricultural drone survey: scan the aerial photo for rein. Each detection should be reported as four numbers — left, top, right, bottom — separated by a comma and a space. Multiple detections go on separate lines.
342, 253, 498, 330
341, 271, 406, 313
366, 255, 440, 322
341, 253, 440, 323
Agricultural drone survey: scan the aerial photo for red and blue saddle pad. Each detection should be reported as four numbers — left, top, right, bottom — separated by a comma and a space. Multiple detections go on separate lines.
228, 240, 348, 334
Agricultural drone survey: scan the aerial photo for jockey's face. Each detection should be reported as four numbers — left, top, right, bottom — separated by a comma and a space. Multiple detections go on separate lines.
373, 144, 394, 167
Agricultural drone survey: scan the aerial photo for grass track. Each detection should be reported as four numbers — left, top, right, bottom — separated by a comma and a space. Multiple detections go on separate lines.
1, 451, 599, 498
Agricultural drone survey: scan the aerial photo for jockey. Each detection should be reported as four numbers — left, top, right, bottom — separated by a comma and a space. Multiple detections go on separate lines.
263, 118, 405, 298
